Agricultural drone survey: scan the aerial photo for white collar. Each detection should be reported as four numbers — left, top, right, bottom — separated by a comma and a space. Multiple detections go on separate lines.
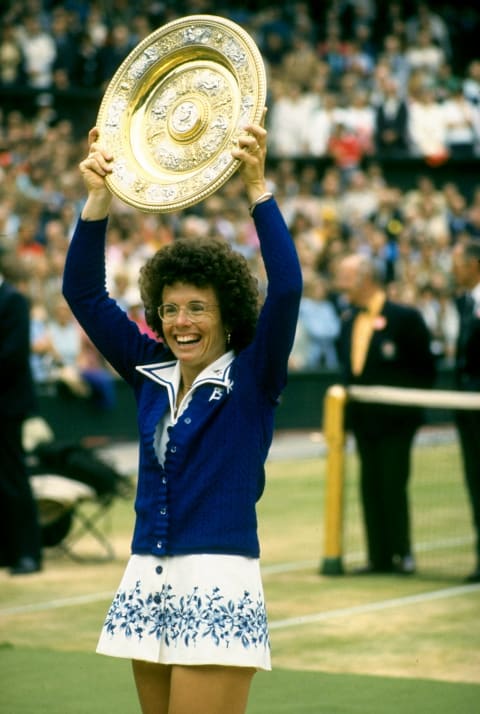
136, 351, 235, 421
136, 350, 234, 404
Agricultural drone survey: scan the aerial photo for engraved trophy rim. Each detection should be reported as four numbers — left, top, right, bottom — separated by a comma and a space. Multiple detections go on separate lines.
96, 14, 267, 213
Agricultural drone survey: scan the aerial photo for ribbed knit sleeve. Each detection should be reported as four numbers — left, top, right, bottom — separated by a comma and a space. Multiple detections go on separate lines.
62, 217, 162, 385
250, 198, 302, 398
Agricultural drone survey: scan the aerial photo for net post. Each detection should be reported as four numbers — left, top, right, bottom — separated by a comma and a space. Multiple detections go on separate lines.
320, 384, 347, 575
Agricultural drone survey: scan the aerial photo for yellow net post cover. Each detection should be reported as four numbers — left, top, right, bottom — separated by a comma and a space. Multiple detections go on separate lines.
320, 384, 347, 575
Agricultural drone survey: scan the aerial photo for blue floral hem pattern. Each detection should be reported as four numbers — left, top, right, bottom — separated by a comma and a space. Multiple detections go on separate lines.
103, 580, 270, 652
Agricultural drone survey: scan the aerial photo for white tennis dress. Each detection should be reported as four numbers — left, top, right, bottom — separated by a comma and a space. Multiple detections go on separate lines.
96, 552, 271, 669
96, 369, 271, 670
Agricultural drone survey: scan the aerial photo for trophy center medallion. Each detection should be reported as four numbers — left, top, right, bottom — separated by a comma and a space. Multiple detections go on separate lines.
169, 98, 207, 143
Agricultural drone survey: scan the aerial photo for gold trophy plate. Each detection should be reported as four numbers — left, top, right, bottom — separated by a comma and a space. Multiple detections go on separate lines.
96, 14, 267, 213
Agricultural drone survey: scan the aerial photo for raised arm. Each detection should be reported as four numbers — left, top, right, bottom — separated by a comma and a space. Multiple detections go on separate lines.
233, 113, 303, 398
62, 129, 161, 384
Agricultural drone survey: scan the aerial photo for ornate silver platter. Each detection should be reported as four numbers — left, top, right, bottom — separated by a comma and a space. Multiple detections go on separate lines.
96, 15, 267, 213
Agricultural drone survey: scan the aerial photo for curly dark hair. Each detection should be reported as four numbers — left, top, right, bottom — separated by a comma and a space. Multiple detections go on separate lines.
139, 237, 259, 353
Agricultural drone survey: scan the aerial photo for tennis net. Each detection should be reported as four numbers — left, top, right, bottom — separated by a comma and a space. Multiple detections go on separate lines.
321, 385, 479, 579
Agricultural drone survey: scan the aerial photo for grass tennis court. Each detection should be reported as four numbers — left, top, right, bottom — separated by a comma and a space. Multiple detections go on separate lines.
1, 430, 479, 713
2, 647, 479, 713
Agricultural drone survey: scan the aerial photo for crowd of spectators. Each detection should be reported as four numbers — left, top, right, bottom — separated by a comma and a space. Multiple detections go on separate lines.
1, 0, 480, 389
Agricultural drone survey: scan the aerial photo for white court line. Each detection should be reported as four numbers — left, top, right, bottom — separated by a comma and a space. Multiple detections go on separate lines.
1, 574, 479, 625
269, 583, 480, 630
0, 561, 320, 616
262, 560, 318, 575
0, 591, 114, 616
260, 534, 474, 573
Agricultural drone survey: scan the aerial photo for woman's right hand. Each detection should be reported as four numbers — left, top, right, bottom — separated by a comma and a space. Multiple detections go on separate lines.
79, 127, 114, 220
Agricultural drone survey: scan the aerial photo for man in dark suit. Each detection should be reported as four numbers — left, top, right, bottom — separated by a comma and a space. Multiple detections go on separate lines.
374, 77, 409, 155
335, 254, 435, 574
0, 249, 42, 574
452, 239, 480, 583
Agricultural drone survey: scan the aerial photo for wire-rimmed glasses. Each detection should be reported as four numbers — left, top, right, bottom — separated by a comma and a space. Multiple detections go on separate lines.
157, 301, 219, 323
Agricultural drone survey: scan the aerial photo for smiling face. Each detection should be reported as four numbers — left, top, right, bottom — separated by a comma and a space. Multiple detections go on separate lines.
160, 282, 227, 379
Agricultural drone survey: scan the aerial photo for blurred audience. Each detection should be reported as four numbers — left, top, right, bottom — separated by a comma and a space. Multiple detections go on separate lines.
289, 274, 341, 370
1, 0, 480, 384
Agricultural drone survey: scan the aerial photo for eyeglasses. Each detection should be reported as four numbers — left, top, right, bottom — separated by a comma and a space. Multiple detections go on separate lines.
157, 301, 219, 323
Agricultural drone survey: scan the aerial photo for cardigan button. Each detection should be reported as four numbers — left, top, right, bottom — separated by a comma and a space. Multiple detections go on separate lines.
170, 445, 177, 453
184, 417, 192, 424
160, 507, 167, 516
156, 541, 163, 549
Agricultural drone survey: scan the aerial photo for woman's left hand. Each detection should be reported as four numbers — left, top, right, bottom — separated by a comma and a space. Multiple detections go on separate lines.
232, 108, 269, 204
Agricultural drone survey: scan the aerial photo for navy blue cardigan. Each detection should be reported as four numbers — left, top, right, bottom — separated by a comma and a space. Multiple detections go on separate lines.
63, 198, 302, 558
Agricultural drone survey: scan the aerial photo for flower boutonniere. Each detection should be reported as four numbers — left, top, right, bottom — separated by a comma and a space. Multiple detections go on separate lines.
373, 315, 387, 330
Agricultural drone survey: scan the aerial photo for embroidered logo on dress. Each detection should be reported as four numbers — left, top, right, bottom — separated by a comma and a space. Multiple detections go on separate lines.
209, 386, 224, 401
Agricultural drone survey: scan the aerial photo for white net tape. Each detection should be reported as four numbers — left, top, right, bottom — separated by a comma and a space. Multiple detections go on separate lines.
348, 385, 480, 410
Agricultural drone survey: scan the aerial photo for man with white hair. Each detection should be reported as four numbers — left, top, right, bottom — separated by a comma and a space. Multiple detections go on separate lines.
336, 253, 435, 575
